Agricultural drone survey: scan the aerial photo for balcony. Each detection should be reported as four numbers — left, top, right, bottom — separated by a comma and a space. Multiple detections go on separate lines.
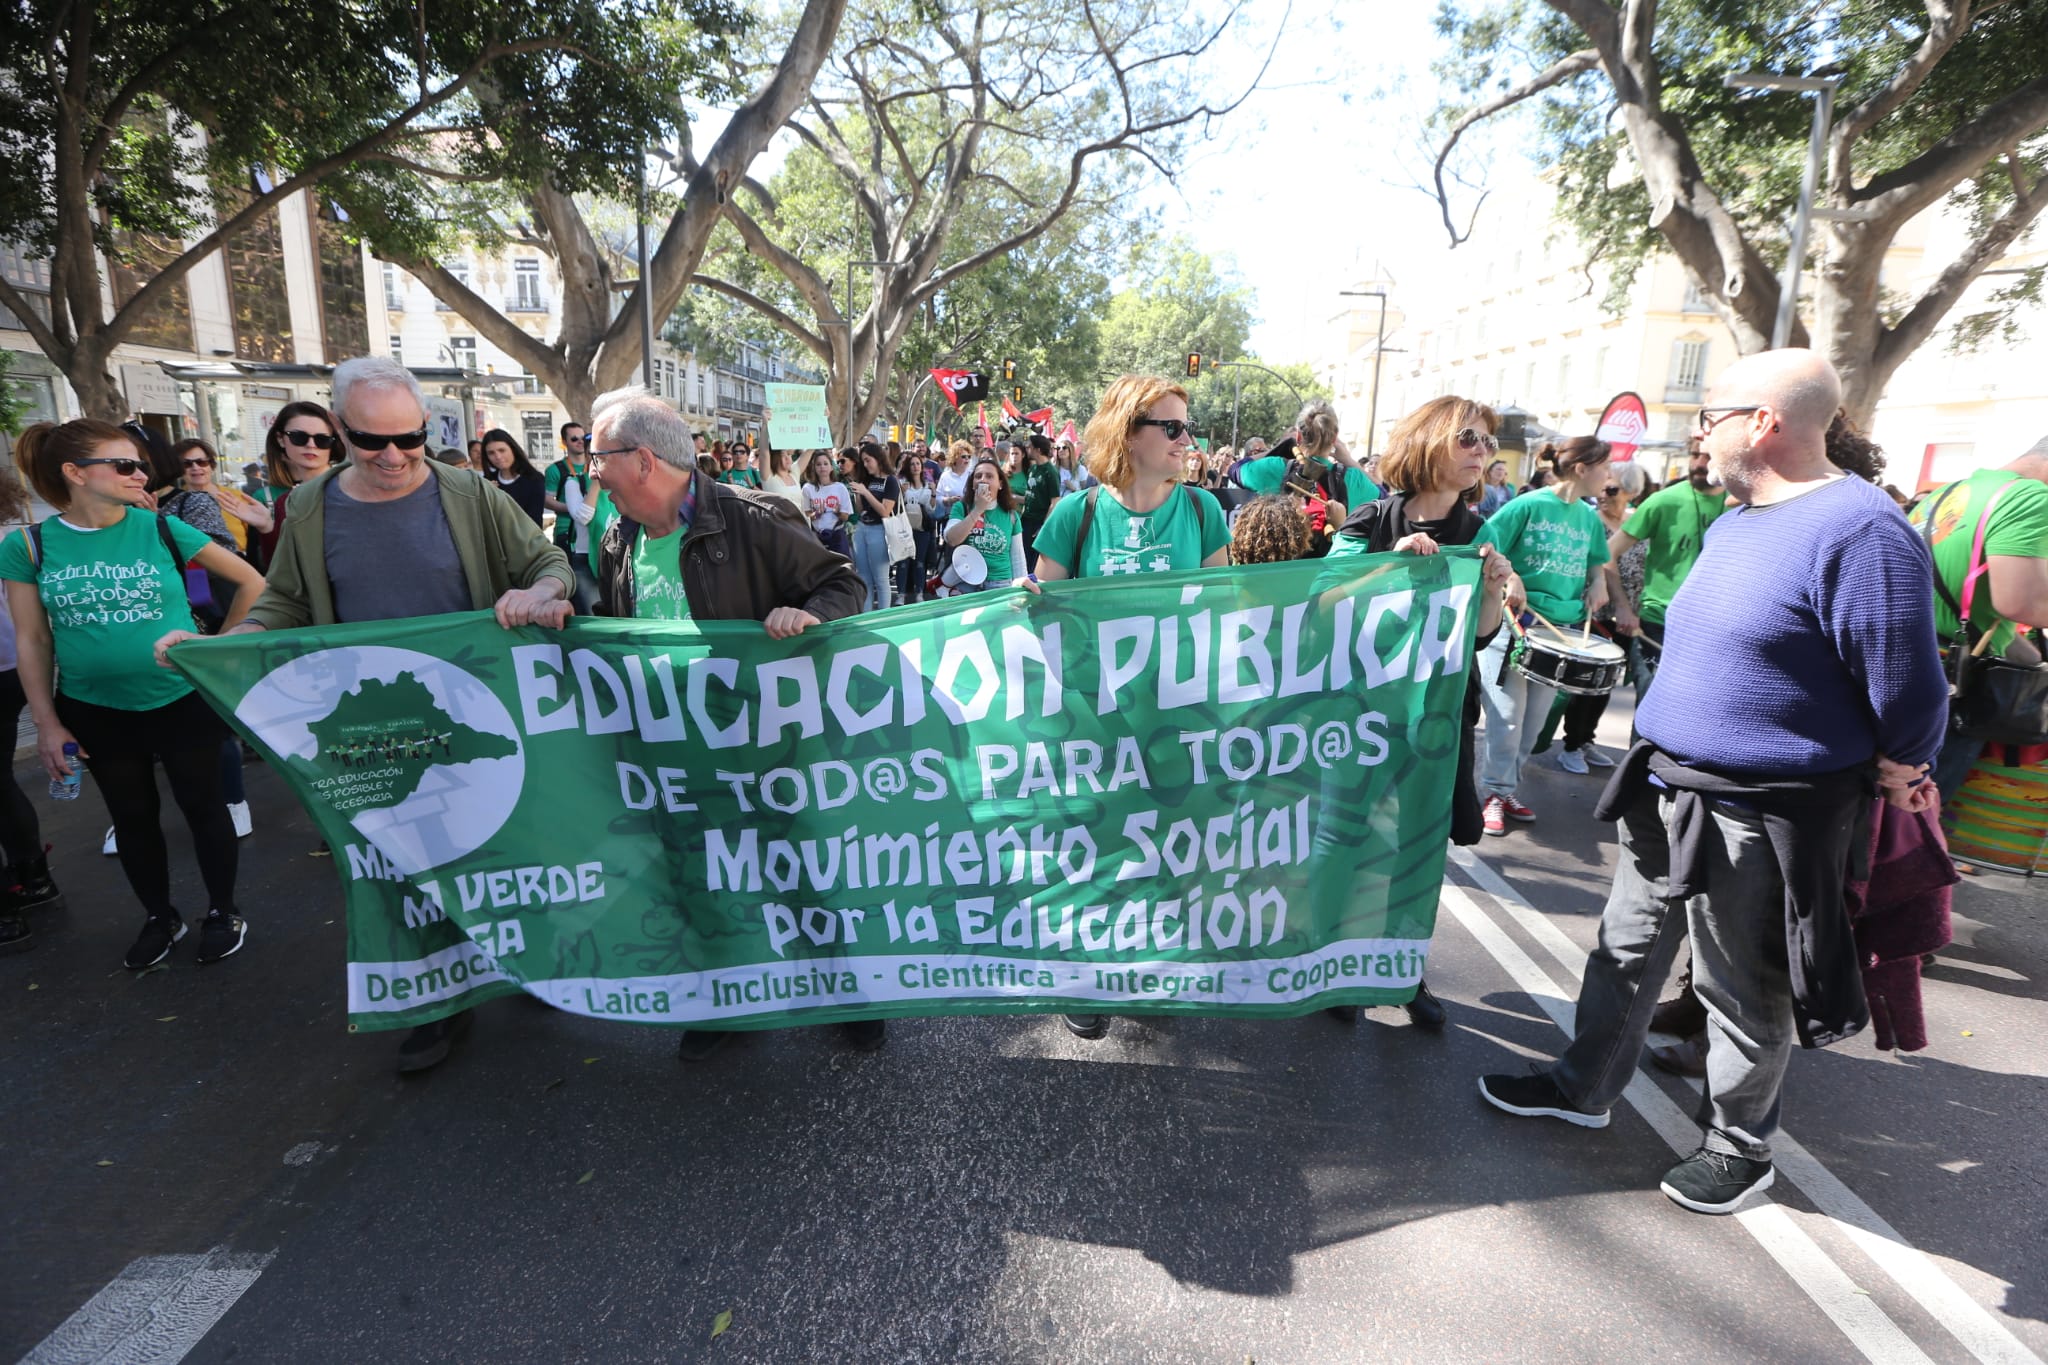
505, 296, 550, 315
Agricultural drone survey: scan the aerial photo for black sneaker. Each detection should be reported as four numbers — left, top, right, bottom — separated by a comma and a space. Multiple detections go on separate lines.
396, 1011, 473, 1074
1061, 1013, 1109, 1040
1477, 1070, 1611, 1129
10, 853, 62, 913
195, 911, 246, 964
1404, 978, 1447, 1032
1660, 1146, 1775, 1214
676, 1029, 735, 1063
0, 914, 30, 955
1324, 1005, 1361, 1024
841, 1018, 886, 1052
123, 914, 186, 969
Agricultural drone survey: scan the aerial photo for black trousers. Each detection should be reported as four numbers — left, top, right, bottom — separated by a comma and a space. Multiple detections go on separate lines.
0, 670, 42, 867
58, 691, 237, 919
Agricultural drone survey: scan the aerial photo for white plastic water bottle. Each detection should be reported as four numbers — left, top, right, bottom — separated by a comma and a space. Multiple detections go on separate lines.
49, 742, 80, 800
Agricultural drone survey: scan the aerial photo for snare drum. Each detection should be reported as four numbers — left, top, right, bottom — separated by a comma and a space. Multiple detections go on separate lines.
1512, 625, 1627, 697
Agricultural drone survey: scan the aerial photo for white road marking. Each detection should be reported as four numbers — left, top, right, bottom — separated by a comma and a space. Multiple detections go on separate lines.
1449, 845, 2045, 1365
1439, 880, 1932, 1365
20, 1247, 274, 1365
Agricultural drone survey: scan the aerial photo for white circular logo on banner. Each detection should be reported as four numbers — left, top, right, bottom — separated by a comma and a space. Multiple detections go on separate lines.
235, 646, 525, 876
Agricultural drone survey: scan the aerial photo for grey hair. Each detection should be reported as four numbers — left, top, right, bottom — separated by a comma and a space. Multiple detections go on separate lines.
591, 385, 693, 470
1611, 461, 1649, 498
330, 356, 425, 427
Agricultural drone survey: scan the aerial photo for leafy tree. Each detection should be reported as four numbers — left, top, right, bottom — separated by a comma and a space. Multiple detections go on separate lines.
1428, 0, 2048, 424
690, 0, 1282, 443
361, 0, 851, 419
0, 0, 759, 419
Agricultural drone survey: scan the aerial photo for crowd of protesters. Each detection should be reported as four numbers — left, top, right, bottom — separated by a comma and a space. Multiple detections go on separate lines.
4, 344, 2034, 1220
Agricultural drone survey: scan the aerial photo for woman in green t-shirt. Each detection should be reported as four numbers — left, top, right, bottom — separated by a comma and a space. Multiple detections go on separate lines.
1022, 374, 1230, 1044
943, 457, 1025, 591
1, 420, 264, 971
1028, 374, 1230, 587
1470, 434, 1613, 832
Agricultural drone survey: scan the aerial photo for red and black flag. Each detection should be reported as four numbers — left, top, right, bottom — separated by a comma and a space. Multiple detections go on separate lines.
930, 368, 989, 410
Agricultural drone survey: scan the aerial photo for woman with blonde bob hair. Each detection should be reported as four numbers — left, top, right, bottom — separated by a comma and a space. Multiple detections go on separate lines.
1025, 374, 1231, 1043
1030, 375, 1230, 591
1324, 394, 1516, 1030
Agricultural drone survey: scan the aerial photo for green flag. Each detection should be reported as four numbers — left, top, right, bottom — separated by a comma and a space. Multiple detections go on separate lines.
173, 551, 1482, 1033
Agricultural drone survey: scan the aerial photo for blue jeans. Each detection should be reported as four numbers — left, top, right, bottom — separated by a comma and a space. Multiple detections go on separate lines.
1551, 789, 1793, 1160
852, 522, 891, 612
1932, 729, 1985, 805
1476, 630, 1557, 800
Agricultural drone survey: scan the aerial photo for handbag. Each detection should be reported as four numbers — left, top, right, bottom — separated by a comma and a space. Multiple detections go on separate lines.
1923, 481, 2048, 744
882, 512, 916, 564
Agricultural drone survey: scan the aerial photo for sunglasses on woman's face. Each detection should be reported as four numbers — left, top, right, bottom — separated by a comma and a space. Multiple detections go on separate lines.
183, 457, 213, 469
1135, 417, 1193, 441
1456, 428, 1501, 454
72, 457, 147, 477
281, 430, 338, 450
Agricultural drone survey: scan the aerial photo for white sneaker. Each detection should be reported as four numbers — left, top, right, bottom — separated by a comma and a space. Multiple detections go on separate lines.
1556, 747, 1590, 775
1581, 744, 1616, 768
102, 825, 117, 856
229, 801, 253, 838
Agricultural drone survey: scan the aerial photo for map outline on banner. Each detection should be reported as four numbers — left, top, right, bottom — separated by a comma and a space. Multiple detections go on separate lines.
172, 552, 1482, 1033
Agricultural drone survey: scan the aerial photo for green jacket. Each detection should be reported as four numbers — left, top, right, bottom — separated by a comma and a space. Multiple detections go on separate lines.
246, 461, 575, 630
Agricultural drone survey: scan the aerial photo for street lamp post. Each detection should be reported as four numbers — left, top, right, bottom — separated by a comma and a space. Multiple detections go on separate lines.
1724, 72, 1841, 350
1210, 360, 1306, 452
1338, 288, 1390, 458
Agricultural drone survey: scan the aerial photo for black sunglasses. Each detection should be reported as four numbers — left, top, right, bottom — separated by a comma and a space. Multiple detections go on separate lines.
1135, 418, 1193, 441
182, 457, 214, 468
281, 430, 339, 450
72, 456, 147, 477
342, 424, 431, 452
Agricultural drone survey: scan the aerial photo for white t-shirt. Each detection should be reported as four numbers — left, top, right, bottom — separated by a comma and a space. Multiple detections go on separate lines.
936, 466, 971, 504
761, 471, 805, 513
804, 481, 852, 532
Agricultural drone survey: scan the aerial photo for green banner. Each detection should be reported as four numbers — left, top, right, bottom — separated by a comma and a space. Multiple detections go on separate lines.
172, 551, 1482, 1033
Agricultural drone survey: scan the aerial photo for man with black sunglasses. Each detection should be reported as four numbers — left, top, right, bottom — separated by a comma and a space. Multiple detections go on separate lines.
544, 420, 599, 612
196, 355, 576, 1075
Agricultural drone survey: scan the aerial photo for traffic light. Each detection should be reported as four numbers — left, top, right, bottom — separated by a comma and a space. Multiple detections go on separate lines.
1186, 352, 1202, 377
1011, 385, 1024, 404
1002, 357, 1017, 381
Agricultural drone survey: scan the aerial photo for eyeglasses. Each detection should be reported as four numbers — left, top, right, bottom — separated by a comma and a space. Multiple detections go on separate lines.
586, 445, 638, 469
1697, 405, 1764, 434
281, 430, 338, 450
1135, 418, 1193, 441
1456, 428, 1501, 454
182, 457, 214, 469
72, 457, 147, 477
342, 425, 430, 452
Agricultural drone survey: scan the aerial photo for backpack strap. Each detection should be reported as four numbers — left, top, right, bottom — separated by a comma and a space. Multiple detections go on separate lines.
1918, 481, 1966, 625
155, 510, 189, 570
1074, 486, 1101, 570
25, 519, 44, 574
1958, 482, 2013, 627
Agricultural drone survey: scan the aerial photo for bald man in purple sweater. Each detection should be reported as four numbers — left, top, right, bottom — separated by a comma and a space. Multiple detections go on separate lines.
1479, 350, 1947, 1215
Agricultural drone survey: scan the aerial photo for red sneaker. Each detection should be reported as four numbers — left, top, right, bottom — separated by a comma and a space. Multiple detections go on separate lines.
1500, 795, 1537, 823
1482, 795, 1507, 837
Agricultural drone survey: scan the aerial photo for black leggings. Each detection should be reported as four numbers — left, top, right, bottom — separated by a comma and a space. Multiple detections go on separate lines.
0, 670, 43, 867
60, 692, 237, 919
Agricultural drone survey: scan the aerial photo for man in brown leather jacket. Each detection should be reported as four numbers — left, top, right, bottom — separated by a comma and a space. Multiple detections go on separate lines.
587, 386, 877, 1061
590, 388, 863, 630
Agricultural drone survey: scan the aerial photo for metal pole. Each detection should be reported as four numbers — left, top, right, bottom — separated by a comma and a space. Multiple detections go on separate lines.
844, 260, 855, 445
1773, 87, 1830, 350
1230, 370, 1241, 451
637, 153, 655, 388
1366, 291, 1388, 460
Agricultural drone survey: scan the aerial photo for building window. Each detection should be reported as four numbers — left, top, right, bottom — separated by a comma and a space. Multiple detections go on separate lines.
524, 413, 556, 458
1681, 275, 1713, 313
449, 336, 476, 371
438, 263, 468, 310
1556, 353, 1572, 404
388, 334, 403, 362
1594, 346, 1611, 393
0, 241, 53, 332
1669, 337, 1709, 398
383, 263, 404, 311
1522, 362, 1536, 403
311, 202, 367, 362
512, 259, 543, 312
221, 196, 293, 362
107, 227, 197, 353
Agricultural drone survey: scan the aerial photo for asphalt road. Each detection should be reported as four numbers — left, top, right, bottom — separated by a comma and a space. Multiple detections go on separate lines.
4, 700, 2045, 1364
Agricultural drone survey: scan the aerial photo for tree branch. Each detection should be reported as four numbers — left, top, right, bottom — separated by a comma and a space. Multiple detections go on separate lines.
0, 276, 67, 361
688, 275, 828, 356
1875, 163, 2048, 377
1831, 0, 1969, 182
1430, 49, 1598, 246
1854, 73, 2048, 230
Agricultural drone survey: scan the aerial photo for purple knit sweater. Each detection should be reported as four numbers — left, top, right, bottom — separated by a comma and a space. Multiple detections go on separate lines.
1637, 475, 1948, 777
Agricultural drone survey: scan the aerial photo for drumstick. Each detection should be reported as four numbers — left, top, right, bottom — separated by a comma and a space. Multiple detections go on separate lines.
1581, 617, 1593, 645
1971, 630, 1998, 658
1525, 605, 1565, 637
1501, 588, 1529, 639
